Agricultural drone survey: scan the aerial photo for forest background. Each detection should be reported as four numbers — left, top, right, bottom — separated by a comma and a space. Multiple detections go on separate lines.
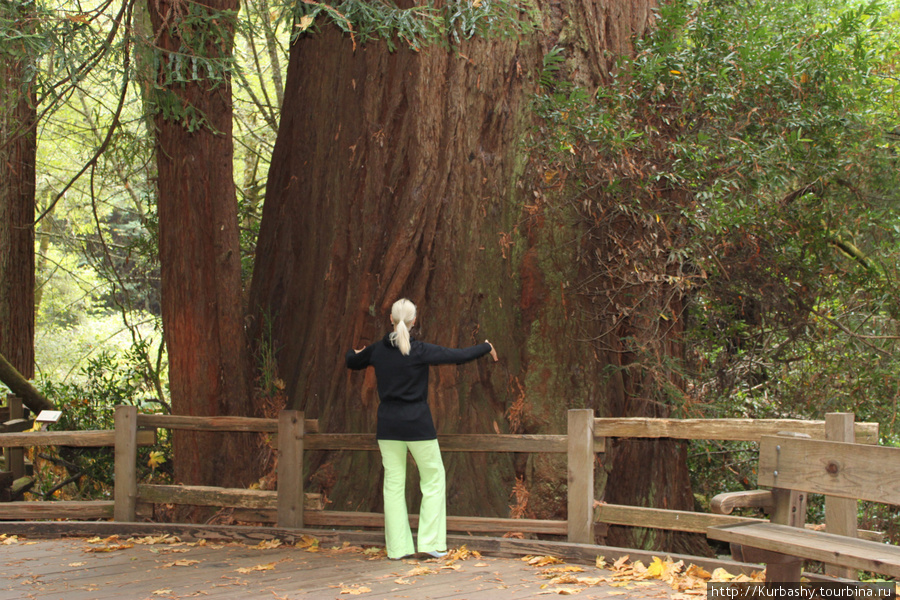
1, 0, 898, 555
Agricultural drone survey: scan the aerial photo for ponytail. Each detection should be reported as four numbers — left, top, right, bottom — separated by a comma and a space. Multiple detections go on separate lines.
389, 298, 417, 355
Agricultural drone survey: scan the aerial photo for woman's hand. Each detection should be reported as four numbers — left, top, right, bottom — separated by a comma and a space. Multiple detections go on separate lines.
486, 340, 498, 362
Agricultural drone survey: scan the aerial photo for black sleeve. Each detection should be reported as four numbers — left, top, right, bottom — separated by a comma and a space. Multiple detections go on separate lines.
417, 342, 492, 366
345, 343, 375, 370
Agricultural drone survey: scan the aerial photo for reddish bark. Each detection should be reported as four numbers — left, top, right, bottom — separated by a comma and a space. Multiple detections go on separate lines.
0, 1, 37, 383
148, 0, 256, 488
250, 0, 703, 553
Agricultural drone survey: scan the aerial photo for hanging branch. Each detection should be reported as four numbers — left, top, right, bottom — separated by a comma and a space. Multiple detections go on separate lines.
32, 0, 136, 227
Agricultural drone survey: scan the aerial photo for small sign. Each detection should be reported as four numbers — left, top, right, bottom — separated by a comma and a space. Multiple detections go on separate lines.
36, 410, 62, 423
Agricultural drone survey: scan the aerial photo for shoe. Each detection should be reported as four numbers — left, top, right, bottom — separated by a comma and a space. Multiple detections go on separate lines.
424, 550, 448, 559
389, 554, 413, 561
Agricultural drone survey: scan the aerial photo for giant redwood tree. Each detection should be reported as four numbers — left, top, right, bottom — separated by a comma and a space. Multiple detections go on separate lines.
147, 0, 257, 488
249, 0, 704, 552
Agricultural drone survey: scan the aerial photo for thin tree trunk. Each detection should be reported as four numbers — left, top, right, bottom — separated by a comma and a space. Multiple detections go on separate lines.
147, 0, 256, 489
0, 0, 37, 382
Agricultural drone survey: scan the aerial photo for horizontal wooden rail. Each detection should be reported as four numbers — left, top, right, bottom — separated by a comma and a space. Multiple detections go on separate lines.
0, 429, 156, 448
138, 484, 276, 509
134, 485, 567, 536
593, 418, 879, 444
304, 433, 571, 453
136, 414, 319, 433
0, 500, 113, 520
596, 503, 754, 533
594, 504, 884, 542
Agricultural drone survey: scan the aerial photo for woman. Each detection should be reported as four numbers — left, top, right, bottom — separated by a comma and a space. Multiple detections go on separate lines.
345, 298, 498, 559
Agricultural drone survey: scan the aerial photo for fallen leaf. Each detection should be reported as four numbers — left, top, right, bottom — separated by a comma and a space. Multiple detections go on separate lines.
339, 586, 372, 595
152, 590, 172, 596
130, 535, 182, 545
710, 567, 736, 581
295, 535, 319, 551
543, 565, 585, 575
236, 562, 276, 574
84, 543, 134, 553
68, 562, 86, 567
162, 559, 200, 568
252, 539, 282, 550
527, 555, 565, 567
685, 564, 711, 580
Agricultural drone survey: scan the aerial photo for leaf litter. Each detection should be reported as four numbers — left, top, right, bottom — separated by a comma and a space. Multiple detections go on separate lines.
522, 552, 765, 597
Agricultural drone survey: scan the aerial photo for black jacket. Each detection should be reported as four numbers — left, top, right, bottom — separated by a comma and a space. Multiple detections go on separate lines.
346, 335, 491, 440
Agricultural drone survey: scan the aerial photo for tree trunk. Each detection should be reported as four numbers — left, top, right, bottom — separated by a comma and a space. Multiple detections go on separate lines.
147, 0, 256, 489
0, 0, 37, 383
250, 0, 703, 553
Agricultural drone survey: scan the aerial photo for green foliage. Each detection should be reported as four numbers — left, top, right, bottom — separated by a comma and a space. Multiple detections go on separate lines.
533, 0, 900, 533
32, 351, 171, 500
288, 0, 532, 51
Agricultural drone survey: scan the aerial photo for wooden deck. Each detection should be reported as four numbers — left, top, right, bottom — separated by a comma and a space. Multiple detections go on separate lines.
0, 529, 737, 600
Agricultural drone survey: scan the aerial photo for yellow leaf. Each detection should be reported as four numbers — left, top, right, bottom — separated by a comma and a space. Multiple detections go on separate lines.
670, 70, 681, 75
85, 543, 134, 553
612, 555, 630, 570
711, 567, 736, 581
339, 586, 372, 595
236, 562, 276, 574
162, 559, 199, 568
296, 535, 319, 550
152, 590, 172, 596
297, 15, 314, 32
252, 539, 282, 550
686, 564, 711, 580
147, 451, 166, 469
543, 565, 584, 574
528, 555, 565, 567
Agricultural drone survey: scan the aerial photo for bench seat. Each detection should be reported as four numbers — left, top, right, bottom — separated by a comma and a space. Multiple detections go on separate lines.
708, 522, 900, 578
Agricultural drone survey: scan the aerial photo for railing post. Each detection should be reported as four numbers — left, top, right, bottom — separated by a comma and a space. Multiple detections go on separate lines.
114, 405, 138, 521
277, 410, 305, 529
825, 412, 857, 579
567, 408, 595, 544
4, 395, 25, 478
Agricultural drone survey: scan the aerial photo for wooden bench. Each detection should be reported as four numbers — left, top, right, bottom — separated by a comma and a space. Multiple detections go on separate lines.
707, 434, 900, 581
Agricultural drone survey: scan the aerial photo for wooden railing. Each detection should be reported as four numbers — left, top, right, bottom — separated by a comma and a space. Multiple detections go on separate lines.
1, 405, 880, 548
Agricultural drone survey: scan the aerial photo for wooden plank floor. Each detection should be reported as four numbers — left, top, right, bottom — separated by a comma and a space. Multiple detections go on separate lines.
0, 536, 682, 600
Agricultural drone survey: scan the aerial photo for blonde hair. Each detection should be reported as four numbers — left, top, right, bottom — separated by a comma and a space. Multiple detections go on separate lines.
389, 298, 417, 355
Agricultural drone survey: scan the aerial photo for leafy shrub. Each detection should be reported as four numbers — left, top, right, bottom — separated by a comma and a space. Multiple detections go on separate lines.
32, 350, 171, 500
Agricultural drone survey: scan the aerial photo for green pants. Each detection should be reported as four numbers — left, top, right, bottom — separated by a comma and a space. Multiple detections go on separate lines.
377, 439, 446, 559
